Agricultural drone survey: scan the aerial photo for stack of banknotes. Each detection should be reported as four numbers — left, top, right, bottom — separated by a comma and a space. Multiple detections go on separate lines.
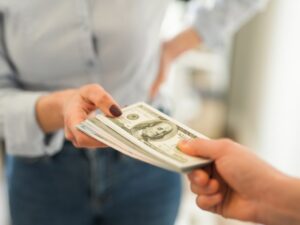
77, 102, 211, 173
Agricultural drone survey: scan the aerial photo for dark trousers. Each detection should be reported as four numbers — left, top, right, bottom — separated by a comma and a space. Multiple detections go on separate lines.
6, 141, 182, 225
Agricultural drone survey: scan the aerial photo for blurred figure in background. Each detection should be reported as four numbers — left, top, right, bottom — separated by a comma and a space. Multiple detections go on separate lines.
179, 138, 300, 225
0, 0, 266, 225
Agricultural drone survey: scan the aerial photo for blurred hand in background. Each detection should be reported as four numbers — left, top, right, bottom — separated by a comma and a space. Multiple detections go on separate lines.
149, 28, 201, 100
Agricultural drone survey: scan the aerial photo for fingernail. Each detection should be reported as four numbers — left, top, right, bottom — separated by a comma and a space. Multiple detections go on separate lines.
109, 104, 122, 117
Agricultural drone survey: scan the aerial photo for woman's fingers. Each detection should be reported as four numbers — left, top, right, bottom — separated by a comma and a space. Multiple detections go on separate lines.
64, 125, 74, 142
65, 117, 106, 148
68, 112, 107, 148
79, 84, 122, 117
63, 84, 121, 148
72, 134, 106, 148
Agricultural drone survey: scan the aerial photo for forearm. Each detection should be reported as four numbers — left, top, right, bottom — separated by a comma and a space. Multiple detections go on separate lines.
165, 27, 202, 60
258, 175, 300, 225
36, 89, 75, 133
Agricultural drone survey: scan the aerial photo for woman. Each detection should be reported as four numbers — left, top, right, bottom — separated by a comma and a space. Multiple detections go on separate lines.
0, 1, 266, 225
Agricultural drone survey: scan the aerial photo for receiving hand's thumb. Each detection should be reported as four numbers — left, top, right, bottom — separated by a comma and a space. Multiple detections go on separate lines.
178, 138, 228, 160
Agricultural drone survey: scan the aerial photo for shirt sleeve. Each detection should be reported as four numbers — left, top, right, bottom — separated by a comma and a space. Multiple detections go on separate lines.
0, 15, 64, 157
189, 0, 269, 50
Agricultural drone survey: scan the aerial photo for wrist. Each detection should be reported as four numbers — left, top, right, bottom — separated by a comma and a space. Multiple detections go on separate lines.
36, 89, 76, 133
257, 174, 300, 225
54, 89, 76, 119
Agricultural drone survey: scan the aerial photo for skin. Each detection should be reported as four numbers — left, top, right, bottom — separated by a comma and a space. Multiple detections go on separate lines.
35, 28, 201, 149
178, 138, 300, 225
36, 84, 121, 148
149, 27, 202, 99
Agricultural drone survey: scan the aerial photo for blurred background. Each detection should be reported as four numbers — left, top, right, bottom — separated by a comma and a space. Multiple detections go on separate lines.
1, 0, 300, 224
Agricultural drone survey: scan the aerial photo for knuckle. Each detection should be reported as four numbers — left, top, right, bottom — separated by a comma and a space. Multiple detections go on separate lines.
97, 92, 106, 102
100, 93, 110, 102
218, 138, 234, 150
80, 84, 102, 94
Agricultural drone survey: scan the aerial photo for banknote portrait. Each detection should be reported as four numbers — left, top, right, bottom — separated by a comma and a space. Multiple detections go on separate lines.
131, 120, 178, 142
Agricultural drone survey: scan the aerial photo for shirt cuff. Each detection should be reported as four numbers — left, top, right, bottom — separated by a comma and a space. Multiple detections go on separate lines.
190, 0, 268, 51
191, 7, 234, 51
3, 92, 64, 157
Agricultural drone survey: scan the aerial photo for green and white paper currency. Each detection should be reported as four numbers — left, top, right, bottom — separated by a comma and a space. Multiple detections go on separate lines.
77, 102, 211, 173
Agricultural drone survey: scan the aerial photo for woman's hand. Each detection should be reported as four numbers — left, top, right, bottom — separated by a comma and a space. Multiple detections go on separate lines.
36, 84, 122, 148
178, 138, 288, 224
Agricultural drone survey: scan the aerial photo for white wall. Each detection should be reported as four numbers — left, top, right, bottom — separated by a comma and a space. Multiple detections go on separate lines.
230, 0, 300, 176
257, 0, 300, 176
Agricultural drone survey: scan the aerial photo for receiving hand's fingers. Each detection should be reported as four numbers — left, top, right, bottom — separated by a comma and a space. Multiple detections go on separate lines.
190, 179, 220, 195
188, 169, 210, 187
196, 193, 223, 210
79, 84, 122, 117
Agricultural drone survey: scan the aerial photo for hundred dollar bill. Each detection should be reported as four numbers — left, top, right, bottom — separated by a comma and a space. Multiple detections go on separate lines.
96, 102, 211, 171
78, 120, 176, 172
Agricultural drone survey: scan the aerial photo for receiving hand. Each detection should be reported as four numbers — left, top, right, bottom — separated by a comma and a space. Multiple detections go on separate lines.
178, 138, 285, 223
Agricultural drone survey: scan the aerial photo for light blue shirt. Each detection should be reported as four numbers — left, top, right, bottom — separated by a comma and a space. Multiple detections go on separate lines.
0, 0, 267, 157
